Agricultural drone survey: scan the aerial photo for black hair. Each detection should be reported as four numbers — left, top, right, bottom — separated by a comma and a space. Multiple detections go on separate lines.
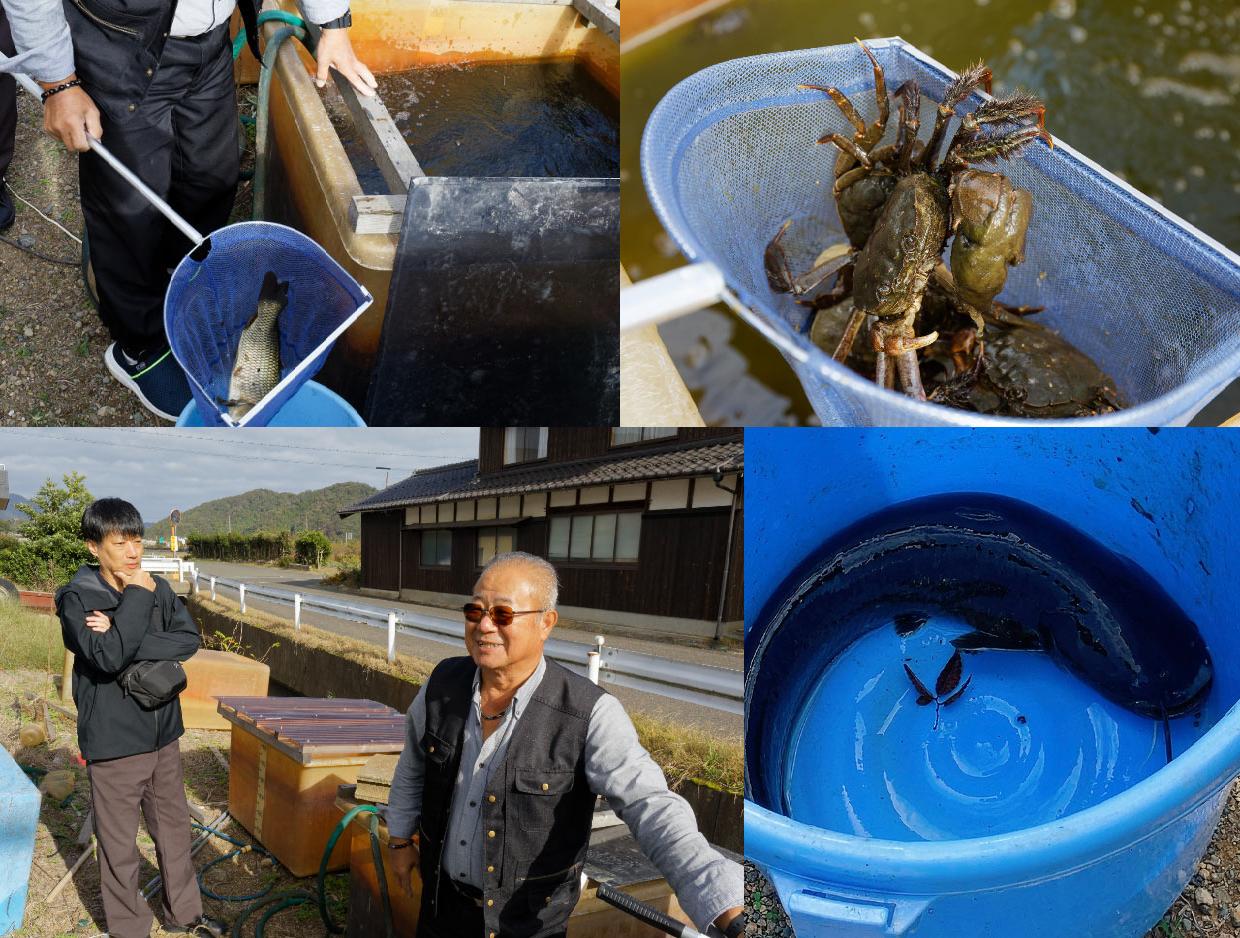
80, 498, 145, 543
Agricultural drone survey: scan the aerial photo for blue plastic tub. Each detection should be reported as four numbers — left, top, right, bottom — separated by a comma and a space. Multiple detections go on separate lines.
744, 429, 1240, 937
176, 380, 365, 427
0, 748, 39, 934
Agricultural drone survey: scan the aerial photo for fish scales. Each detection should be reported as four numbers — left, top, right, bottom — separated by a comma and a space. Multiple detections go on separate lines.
224, 271, 289, 420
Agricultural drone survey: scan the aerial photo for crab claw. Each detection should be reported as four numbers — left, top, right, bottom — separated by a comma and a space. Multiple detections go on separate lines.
873, 331, 940, 355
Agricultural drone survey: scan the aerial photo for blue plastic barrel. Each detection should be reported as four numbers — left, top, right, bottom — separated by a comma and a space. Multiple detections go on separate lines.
745, 429, 1240, 938
176, 380, 365, 427
0, 748, 39, 935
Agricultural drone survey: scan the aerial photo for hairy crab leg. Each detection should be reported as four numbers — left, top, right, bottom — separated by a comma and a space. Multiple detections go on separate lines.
819, 133, 874, 166
792, 249, 857, 295
855, 39, 890, 135
894, 80, 922, 172
920, 62, 993, 171
944, 123, 1052, 173
833, 306, 867, 362
800, 84, 868, 137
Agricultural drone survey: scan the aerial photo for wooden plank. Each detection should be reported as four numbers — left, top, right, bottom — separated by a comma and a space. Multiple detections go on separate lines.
331, 68, 424, 195
572, 0, 619, 42
350, 195, 406, 236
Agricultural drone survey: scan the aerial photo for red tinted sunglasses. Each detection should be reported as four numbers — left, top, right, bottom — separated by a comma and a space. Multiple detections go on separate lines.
462, 603, 544, 626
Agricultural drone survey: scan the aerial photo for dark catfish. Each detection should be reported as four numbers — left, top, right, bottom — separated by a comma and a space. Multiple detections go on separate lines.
773, 493, 1213, 720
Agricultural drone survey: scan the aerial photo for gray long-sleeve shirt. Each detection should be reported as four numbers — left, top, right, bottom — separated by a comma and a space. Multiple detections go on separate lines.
0, 0, 347, 82
387, 656, 743, 933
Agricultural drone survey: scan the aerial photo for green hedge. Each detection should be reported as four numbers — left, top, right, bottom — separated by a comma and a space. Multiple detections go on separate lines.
187, 532, 293, 562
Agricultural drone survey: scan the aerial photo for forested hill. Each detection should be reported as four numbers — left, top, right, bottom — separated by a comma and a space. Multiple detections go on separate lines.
145, 482, 376, 540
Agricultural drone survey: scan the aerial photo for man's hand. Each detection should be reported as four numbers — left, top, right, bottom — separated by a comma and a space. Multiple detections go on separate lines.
113, 568, 157, 592
714, 907, 745, 937
40, 77, 102, 153
314, 28, 377, 98
386, 838, 420, 898
85, 611, 112, 634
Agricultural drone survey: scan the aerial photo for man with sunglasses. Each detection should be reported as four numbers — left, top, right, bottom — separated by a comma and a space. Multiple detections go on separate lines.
385, 551, 744, 938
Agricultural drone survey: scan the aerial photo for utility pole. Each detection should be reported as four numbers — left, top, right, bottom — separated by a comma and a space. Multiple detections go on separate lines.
376, 466, 392, 488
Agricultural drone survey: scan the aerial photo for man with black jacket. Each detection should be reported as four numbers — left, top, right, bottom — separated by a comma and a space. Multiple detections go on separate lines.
56, 498, 223, 938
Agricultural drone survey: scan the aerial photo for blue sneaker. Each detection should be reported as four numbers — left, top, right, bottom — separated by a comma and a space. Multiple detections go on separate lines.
0, 181, 14, 232
103, 342, 192, 421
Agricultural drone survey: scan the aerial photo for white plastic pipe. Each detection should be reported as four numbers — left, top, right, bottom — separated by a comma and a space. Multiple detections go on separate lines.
294, 594, 302, 631
587, 651, 600, 685
620, 262, 726, 332
210, 576, 217, 601
387, 612, 397, 663
621, 262, 811, 365
239, 584, 246, 614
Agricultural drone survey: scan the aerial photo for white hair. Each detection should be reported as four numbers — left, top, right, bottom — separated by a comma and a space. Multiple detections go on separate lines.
480, 551, 560, 611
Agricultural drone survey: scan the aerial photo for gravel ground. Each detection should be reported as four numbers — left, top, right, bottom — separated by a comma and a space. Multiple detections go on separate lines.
0, 85, 255, 427
744, 784, 1240, 938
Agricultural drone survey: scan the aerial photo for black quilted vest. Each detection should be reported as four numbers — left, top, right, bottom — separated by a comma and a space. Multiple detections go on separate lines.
418, 656, 605, 938
60, 0, 262, 124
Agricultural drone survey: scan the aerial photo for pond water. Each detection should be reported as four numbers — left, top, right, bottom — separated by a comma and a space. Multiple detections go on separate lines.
622, 0, 1240, 424
324, 61, 619, 192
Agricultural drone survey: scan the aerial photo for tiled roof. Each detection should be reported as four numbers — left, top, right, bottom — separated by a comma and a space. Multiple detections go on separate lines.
340, 441, 744, 516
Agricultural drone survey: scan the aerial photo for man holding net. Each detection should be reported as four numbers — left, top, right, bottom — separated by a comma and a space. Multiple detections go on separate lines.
2, 0, 376, 420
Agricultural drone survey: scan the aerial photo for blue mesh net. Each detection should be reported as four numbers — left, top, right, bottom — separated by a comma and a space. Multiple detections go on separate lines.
641, 37, 1240, 426
164, 221, 372, 427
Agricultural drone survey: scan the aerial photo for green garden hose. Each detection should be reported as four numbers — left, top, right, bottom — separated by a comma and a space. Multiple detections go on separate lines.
192, 804, 394, 938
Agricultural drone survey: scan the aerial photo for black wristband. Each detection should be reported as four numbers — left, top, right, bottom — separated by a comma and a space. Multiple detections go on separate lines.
41, 79, 83, 103
318, 10, 351, 29
387, 839, 414, 850
722, 913, 747, 938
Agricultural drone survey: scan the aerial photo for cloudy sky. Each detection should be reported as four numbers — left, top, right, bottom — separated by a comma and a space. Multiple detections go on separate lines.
0, 428, 479, 519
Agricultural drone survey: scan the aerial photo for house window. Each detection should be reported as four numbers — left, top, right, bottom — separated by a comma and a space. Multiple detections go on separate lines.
611, 427, 677, 447
548, 513, 641, 562
477, 526, 517, 567
421, 529, 452, 567
503, 427, 548, 465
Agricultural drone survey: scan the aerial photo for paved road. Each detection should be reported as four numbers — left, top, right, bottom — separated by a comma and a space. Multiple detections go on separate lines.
187, 560, 743, 738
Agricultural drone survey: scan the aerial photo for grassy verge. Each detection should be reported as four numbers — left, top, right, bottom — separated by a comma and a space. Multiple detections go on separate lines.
0, 602, 65, 675
192, 595, 744, 794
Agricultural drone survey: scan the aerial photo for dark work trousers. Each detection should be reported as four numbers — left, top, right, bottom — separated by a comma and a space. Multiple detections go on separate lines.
80, 20, 239, 360
415, 875, 567, 938
86, 738, 202, 938
0, 8, 16, 185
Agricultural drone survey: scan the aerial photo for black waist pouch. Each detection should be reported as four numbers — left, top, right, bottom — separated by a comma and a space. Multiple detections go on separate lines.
118, 659, 187, 709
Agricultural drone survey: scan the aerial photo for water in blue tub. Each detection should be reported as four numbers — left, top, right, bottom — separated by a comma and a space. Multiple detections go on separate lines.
749, 493, 1218, 842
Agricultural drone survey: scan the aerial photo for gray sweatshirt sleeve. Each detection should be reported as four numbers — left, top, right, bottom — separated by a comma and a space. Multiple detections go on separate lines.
298, 0, 350, 27
585, 694, 743, 932
0, 0, 74, 82
385, 684, 427, 841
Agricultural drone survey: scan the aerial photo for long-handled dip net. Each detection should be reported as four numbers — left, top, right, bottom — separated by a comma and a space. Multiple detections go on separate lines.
640, 37, 1240, 426
4, 59, 371, 428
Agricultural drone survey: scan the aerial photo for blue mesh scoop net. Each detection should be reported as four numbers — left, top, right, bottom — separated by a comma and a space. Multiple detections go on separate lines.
164, 221, 372, 428
641, 37, 1240, 426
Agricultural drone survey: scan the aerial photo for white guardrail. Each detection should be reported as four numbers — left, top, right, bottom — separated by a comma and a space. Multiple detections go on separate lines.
192, 572, 742, 715
143, 557, 198, 579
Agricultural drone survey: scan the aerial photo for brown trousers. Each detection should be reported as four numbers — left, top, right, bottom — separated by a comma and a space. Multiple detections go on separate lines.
87, 738, 202, 938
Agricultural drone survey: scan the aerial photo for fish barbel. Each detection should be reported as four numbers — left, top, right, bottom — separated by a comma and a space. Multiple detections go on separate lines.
221, 271, 288, 421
